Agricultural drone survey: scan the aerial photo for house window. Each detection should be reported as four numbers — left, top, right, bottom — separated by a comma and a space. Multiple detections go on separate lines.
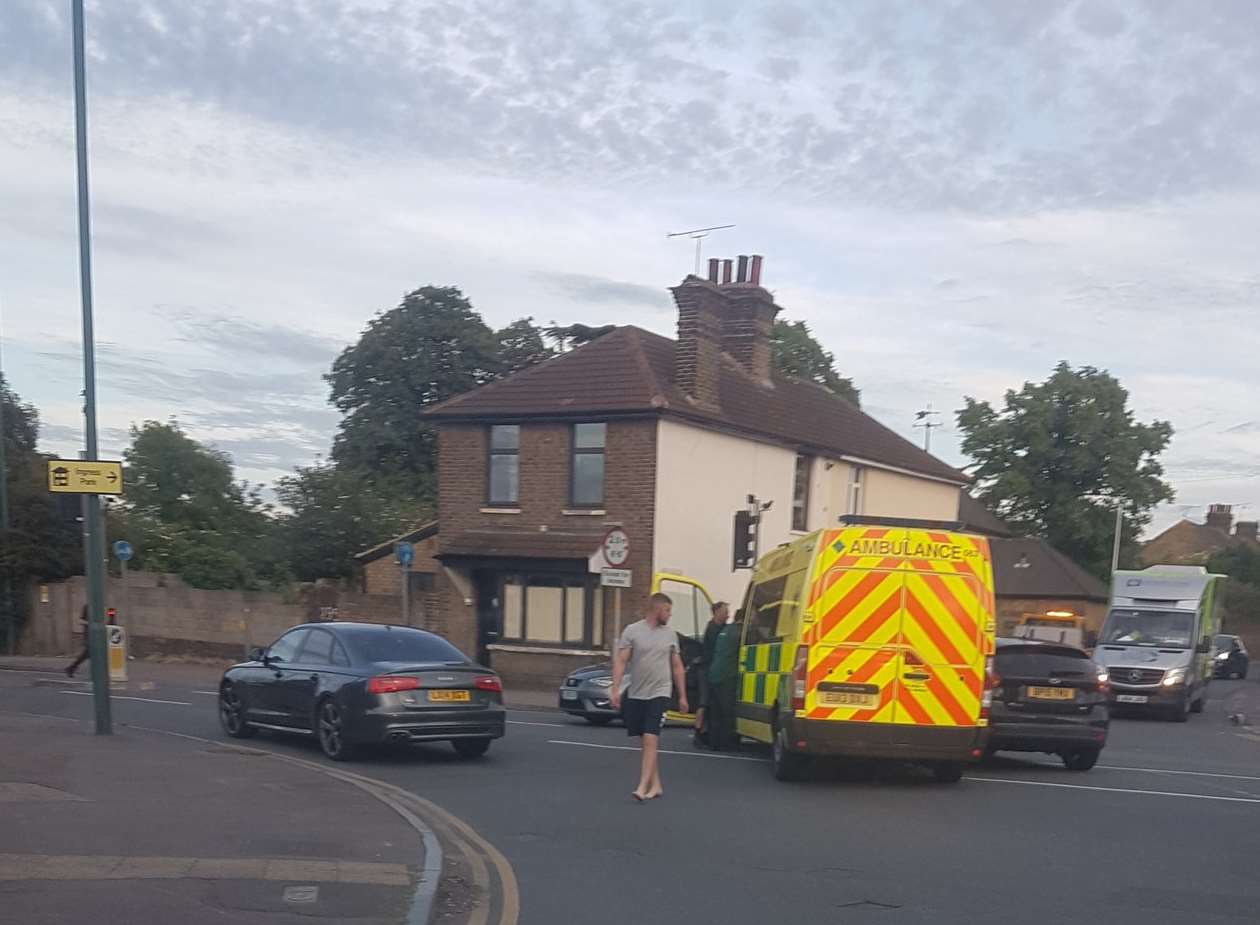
488, 425, 520, 505
500, 573, 599, 646
570, 423, 606, 507
792, 453, 812, 531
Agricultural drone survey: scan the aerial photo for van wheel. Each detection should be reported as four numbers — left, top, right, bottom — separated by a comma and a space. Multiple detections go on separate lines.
931, 762, 965, 784
1170, 696, 1191, 723
1190, 695, 1205, 714
1061, 748, 1100, 771
771, 728, 807, 782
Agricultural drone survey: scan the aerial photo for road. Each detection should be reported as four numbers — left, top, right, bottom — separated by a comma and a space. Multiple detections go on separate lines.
5, 668, 1260, 925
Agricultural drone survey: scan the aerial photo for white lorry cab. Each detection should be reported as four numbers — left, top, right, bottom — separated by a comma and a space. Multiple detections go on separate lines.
1094, 566, 1225, 722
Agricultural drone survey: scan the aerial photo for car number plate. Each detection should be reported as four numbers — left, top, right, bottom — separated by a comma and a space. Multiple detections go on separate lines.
1027, 686, 1075, 701
1116, 694, 1148, 704
819, 691, 878, 708
561, 689, 579, 701
428, 690, 471, 702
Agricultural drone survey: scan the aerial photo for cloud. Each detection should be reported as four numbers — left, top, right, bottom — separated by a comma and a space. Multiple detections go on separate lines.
168, 311, 342, 366
536, 272, 671, 311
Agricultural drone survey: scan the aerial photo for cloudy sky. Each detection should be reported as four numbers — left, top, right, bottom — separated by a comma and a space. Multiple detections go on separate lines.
2, 0, 1258, 534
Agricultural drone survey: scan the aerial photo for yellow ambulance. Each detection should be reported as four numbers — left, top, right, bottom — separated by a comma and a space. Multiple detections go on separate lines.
735, 518, 997, 782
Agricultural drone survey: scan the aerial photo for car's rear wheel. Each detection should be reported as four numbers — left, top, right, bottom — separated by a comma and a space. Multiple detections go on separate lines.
584, 715, 614, 726
771, 727, 807, 782
1061, 748, 1100, 771
452, 738, 492, 759
317, 698, 357, 762
218, 685, 256, 739
930, 762, 965, 784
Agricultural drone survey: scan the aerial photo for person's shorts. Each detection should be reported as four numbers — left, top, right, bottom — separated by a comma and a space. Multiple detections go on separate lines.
623, 696, 670, 737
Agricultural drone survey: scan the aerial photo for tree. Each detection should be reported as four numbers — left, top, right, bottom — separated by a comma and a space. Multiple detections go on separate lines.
495, 317, 555, 374
273, 462, 429, 582
327, 287, 502, 496
543, 322, 615, 353
958, 362, 1174, 578
1207, 545, 1260, 631
771, 319, 860, 405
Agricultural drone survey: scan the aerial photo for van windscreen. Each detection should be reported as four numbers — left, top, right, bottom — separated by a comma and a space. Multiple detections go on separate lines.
1100, 609, 1194, 649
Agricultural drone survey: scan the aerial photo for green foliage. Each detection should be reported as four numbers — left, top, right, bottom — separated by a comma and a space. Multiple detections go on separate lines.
327, 287, 502, 496
273, 462, 429, 582
495, 317, 555, 374
1207, 545, 1260, 628
958, 362, 1174, 579
543, 323, 616, 352
771, 319, 860, 406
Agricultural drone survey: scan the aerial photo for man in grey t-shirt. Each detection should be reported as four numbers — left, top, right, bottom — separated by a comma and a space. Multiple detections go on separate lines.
610, 592, 688, 801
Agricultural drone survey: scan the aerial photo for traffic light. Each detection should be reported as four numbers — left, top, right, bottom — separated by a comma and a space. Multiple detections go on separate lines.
105, 608, 117, 624
733, 510, 756, 570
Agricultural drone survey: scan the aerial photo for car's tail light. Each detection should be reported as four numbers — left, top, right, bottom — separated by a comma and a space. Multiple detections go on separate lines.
474, 676, 503, 693
367, 676, 421, 695
980, 656, 1001, 720
1095, 669, 1110, 693
791, 645, 809, 712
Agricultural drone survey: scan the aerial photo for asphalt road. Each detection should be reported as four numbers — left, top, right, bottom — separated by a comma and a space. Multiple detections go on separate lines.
6, 669, 1260, 925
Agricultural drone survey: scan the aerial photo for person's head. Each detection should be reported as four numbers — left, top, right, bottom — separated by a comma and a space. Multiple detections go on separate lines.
711, 601, 730, 624
649, 592, 672, 625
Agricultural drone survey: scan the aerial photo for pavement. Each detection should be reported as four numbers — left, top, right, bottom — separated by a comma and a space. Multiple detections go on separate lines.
5, 656, 1260, 924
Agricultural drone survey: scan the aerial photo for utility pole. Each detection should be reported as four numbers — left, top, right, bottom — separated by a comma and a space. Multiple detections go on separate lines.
1110, 503, 1123, 577
914, 404, 942, 453
72, 0, 111, 735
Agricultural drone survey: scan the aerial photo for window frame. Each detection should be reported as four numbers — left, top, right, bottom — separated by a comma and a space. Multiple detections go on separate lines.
569, 422, 607, 508
265, 628, 309, 664
486, 424, 521, 507
498, 572, 601, 648
296, 627, 336, 666
792, 453, 812, 532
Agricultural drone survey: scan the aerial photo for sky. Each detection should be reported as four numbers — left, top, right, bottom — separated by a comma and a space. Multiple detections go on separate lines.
2, 0, 1259, 536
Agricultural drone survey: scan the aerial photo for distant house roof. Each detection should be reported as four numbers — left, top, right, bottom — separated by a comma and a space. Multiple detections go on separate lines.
990, 537, 1109, 602
957, 493, 1013, 538
355, 521, 439, 564
1140, 519, 1236, 566
426, 325, 967, 485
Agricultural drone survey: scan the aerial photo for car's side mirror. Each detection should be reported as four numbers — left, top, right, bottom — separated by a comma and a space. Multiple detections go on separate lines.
1197, 637, 1211, 654
249, 646, 265, 662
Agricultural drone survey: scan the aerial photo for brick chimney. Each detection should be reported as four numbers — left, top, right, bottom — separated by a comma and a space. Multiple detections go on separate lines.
705, 254, 780, 385
670, 275, 724, 411
1206, 503, 1234, 534
1236, 521, 1258, 542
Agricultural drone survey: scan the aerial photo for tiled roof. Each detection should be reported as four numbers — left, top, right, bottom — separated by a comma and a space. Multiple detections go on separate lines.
426, 326, 966, 484
957, 494, 1014, 537
1140, 519, 1238, 566
437, 529, 607, 561
990, 537, 1109, 602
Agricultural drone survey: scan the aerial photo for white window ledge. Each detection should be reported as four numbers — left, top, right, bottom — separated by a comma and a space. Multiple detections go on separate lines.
479, 507, 522, 514
487, 643, 608, 657
562, 509, 606, 516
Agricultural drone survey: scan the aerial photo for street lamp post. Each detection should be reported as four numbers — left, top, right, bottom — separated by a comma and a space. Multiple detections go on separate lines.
71, 0, 111, 735
1110, 503, 1123, 577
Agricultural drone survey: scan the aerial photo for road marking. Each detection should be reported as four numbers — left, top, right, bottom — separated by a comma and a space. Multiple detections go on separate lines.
1099, 764, 1260, 783
973, 776, 1260, 804
192, 690, 220, 696
507, 720, 567, 728
59, 690, 191, 706
548, 739, 764, 762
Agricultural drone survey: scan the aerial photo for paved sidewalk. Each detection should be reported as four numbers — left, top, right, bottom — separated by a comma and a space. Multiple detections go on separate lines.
0, 711, 429, 924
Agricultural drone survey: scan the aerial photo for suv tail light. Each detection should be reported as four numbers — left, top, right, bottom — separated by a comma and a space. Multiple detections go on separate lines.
1095, 669, 1110, 693
791, 646, 809, 712
474, 676, 503, 693
367, 676, 421, 695
980, 656, 1001, 720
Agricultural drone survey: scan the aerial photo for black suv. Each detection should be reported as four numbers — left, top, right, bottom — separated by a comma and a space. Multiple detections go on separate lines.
1214, 635, 1250, 680
988, 638, 1110, 771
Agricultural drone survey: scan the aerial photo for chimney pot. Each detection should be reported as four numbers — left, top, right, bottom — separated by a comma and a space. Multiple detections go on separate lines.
1206, 503, 1234, 534
749, 254, 763, 286
721, 259, 733, 284
707, 258, 720, 283
736, 255, 749, 283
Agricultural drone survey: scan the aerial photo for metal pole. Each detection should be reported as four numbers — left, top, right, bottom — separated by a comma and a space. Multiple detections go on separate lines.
401, 564, 410, 627
72, 0, 110, 735
1110, 503, 1123, 576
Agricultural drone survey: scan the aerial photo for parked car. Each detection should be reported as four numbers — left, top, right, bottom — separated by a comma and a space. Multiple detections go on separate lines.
1214, 634, 1250, 679
559, 661, 619, 724
987, 638, 1110, 771
218, 622, 505, 761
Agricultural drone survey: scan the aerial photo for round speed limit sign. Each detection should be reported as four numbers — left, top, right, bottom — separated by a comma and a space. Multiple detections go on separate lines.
601, 528, 630, 568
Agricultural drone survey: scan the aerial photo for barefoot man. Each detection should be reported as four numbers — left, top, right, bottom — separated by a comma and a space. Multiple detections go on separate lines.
610, 592, 688, 801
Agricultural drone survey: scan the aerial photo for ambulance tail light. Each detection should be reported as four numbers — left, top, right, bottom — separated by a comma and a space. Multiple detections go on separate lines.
791, 646, 809, 712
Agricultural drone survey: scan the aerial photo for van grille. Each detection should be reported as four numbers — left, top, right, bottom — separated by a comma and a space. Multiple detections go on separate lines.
1112, 667, 1164, 686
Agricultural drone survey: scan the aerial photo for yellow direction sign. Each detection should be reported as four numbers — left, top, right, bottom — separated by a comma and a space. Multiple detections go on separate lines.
47, 459, 123, 495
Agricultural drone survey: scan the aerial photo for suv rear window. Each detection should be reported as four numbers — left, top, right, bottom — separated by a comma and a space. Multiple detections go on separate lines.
341, 627, 467, 665
997, 646, 1091, 678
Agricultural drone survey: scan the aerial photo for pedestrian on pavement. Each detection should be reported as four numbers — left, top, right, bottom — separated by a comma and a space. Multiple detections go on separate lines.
610, 592, 689, 802
693, 601, 730, 747
706, 615, 743, 751
65, 605, 90, 678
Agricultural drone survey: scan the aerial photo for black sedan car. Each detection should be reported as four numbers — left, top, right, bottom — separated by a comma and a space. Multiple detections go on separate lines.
987, 638, 1110, 771
218, 622, 505, 761
1214, 634, 1250, 679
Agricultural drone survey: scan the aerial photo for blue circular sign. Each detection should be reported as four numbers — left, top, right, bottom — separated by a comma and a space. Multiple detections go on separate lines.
395, 541, 415, 567
112, 540, 134, 562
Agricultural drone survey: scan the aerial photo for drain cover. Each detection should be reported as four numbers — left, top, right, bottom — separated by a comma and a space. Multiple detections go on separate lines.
283, 885, 319, 904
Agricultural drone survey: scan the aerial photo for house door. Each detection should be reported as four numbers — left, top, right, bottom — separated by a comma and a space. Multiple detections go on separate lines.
473, 571, 502, 667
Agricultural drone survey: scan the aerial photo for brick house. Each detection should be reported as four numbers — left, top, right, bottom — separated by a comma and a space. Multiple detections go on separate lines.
1141, 503, 1258, 566
412, 256, 972, 688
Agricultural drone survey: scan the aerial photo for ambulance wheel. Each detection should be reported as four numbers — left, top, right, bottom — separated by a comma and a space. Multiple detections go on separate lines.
931, 762, 965, 784
772, 728, 808, 782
